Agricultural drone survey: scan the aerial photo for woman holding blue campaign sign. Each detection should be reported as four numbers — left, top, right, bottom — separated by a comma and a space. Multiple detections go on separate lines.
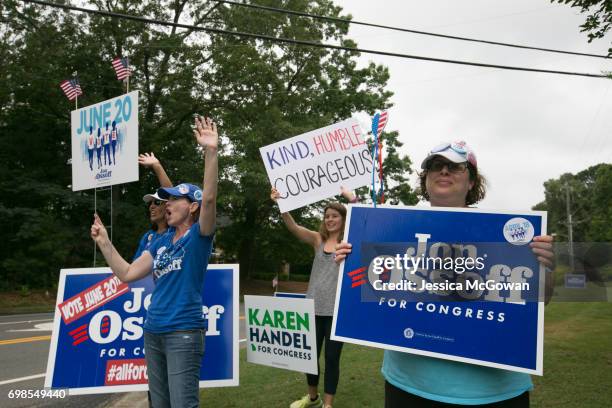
90, 115, 218, 408
335, 141, 555, 408
271, 187, 355, 408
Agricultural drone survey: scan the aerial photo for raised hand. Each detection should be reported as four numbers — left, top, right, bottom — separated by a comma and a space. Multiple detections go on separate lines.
340, 186, 356, 203
270, 187, 281, 202
138, 152, 160, 168
193, 115, 218, 150
90, 213, 109, 245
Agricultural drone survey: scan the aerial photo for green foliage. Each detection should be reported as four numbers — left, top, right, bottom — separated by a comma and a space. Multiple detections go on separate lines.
0, 0, 415, 287
532, 163, 612, 242
552, 0, 612, 55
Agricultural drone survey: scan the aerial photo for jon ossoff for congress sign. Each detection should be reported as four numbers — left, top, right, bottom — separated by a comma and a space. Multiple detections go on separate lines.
45, 266, 239, 394
332, 205, 546, 375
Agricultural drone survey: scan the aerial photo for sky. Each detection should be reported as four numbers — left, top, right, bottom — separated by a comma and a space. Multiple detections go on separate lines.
334, 0, 612, 210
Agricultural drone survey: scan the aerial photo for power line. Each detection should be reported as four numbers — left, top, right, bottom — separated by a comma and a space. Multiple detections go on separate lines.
20, 0, 610, 79
215, 0, 611, 60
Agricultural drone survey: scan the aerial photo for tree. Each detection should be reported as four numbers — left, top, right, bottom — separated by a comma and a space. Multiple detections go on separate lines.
552, 0, 612, 55
0, 0, 219, 289
532, 163, 612, 242
205, 0, 416, 278
0, 0, 417, 288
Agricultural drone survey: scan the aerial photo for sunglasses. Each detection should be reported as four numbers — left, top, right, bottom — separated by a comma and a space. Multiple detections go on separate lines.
426, 158, 468, 174
149, 199, 165, 207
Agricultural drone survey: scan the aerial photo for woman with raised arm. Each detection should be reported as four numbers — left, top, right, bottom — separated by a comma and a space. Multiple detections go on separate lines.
133, 152, 173, 261
271, 187, 353, 408
90, 115, 218, 408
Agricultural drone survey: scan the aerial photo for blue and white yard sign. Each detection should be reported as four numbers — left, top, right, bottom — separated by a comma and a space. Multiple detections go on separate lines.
71, 91, 139, 191
331, 205, 546, 375
45, 265, 239, 394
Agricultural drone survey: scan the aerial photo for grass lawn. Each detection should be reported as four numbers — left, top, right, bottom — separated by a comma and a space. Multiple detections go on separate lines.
0, 290, 56, 314
201, 302, 612, 407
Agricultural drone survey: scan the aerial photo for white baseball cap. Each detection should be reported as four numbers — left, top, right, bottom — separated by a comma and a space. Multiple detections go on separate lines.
421, 141, 478, 170
142, 191, 167, 204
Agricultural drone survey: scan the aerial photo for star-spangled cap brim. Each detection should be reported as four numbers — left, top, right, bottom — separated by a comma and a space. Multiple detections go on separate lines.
420, 141, 477, 169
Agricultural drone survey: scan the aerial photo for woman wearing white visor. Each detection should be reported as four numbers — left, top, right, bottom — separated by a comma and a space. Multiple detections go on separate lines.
335, 141, 554, 408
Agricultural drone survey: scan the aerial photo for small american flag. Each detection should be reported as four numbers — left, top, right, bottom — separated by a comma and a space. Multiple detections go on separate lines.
112, 57, 131, 81
371, 111, 389, 136
272, 275, 278, 289
59, 79, 83, 101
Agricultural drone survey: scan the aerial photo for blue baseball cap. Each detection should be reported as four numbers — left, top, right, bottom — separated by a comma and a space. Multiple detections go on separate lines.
157, 183, 203, 203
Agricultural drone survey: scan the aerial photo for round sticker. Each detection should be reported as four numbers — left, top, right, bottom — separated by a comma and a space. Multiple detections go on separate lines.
194, 190, 203, 201
404, 328, 414, 339
503, 217, 534, 246
178, 184, 189, 194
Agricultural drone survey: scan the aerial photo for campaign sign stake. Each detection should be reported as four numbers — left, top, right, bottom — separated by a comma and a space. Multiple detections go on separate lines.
71, 91, 139, 191
260, 118, 372, 212
45, 265, 239, 394
245, 295, 317, 374
331, 205, 546, 375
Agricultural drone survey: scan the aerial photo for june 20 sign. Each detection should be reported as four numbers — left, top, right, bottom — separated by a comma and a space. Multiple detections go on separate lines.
331, 205, 546, 375
71, 91, 139, 191
45, 265, 239, 394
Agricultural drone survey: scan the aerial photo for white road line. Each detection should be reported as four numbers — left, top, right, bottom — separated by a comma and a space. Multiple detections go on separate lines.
8, 322, 54, 333
0, 373, 45, 386
0, 319, 53, 326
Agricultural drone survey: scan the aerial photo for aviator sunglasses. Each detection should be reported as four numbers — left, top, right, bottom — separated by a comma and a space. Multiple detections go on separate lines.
149, 199, 166, 207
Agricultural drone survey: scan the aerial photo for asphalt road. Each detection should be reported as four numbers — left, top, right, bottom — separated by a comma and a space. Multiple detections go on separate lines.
0, 309, 247, 408
0, 312, 131, 408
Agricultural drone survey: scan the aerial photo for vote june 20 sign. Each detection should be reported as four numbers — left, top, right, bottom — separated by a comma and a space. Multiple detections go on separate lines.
45, 266, 239, 394
71, 91, 139, 191
331, 205, 547, 375
260, 118, 372, 212
245, 296, 317, 374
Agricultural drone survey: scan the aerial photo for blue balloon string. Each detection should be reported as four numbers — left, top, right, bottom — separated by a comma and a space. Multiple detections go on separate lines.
371, 114, 380, 208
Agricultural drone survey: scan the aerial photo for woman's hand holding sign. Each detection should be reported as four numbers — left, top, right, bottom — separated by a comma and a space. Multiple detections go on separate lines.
530, 235, 555, 268
334, 242, 352, 263
531, 234, 555, 304
271, 187, 281, 203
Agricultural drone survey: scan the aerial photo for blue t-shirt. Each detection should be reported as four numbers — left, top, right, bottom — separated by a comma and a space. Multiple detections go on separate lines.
382, 351, 532, 405
143, 222, 214, 333
133, 229, 164, 261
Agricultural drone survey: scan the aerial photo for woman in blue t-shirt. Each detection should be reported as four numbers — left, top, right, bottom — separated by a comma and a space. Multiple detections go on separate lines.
90, 115, 219, 408
335, 141, 555, 408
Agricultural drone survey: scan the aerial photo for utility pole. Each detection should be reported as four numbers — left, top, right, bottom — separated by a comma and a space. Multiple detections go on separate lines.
564, 182, 575, 272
